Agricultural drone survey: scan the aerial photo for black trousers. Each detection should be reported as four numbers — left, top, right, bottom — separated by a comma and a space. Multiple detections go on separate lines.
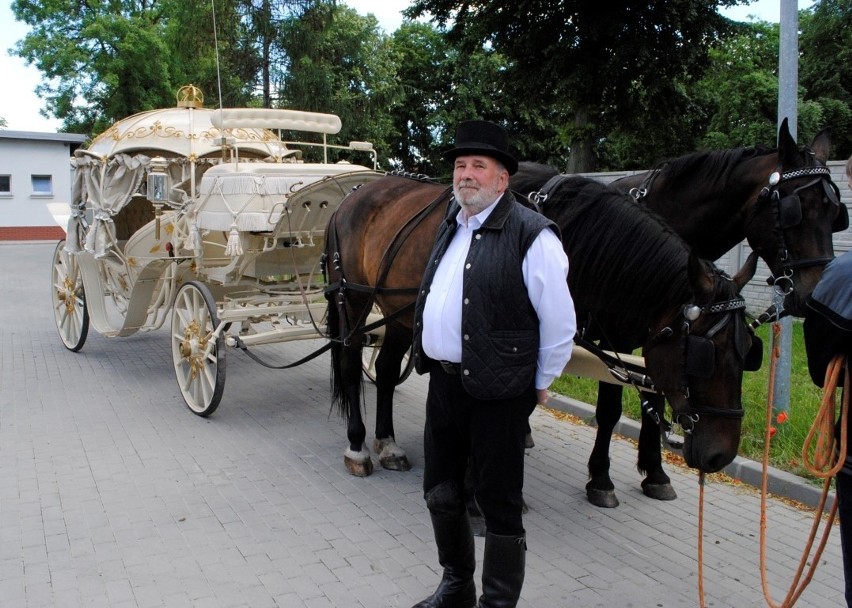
422, 366, 534, 535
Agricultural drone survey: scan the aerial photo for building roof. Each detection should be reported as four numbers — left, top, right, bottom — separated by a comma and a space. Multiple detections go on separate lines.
0, 130, 88, 144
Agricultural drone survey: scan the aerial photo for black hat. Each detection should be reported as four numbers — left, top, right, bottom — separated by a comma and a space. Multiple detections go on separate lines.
443, 120, 518, 175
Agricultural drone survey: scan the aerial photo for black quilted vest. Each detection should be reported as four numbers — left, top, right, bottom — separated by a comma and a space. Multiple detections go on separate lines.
413, 191, 557, 400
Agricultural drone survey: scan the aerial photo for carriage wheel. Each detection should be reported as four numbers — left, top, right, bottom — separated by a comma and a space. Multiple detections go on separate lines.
362, 338, 414, 386
361, 306, 414, 386
51, 240, 89, 352
171, 281, 226, 416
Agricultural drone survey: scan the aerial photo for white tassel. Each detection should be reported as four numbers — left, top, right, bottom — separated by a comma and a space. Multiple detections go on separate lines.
184, 220, 201, 252
224, 223, 243, 257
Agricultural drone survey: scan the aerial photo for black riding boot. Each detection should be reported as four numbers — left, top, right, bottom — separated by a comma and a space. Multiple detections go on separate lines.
476, 532, 526, 608
412, 512, 477, 608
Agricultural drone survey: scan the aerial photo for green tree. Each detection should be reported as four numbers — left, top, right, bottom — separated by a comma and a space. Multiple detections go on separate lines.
387, 21, 511, 175
406, 0, 741, 172
9, 0, 318, 134
690, 6, 847, 154
277, 3, 401, 165
799, 0, 852, 158
693, 20, 782, 149
11, 0, 175, 134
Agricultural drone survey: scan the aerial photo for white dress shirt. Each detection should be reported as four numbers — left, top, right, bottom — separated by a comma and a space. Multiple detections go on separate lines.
421, 196, 576, 390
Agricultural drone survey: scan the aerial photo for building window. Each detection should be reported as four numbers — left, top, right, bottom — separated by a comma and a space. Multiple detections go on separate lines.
0, 175, 10, 196
31, 174, 53, 197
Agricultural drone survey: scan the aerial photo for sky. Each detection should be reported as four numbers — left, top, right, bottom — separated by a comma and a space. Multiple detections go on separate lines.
0, 0, 814, 133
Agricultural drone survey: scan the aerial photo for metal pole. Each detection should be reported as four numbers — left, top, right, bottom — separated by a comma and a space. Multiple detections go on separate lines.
772, 0, 799, 414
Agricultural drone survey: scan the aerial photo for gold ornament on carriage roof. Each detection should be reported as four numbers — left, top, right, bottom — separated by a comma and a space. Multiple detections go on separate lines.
176, 84, 203, 108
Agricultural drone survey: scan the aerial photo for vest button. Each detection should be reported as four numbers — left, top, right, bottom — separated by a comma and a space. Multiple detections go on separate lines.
465, 263, 471, 269
463, 369, 469, 376
463, 334, 469, 341
463, 298, 469, 305
475, 234, 482, 240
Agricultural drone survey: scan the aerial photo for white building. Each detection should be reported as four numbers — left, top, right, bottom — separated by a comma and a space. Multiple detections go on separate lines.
0, 130, 87, 240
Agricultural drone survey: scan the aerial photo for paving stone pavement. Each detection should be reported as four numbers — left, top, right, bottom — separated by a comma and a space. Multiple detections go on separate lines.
1, 241, 846, 607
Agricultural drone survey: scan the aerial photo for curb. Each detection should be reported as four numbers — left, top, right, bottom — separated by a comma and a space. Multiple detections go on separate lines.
547, 394, 832, 510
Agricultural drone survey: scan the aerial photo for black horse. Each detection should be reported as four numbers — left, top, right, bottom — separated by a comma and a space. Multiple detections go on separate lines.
324, 175, 757, 487
511, 119, 845, 506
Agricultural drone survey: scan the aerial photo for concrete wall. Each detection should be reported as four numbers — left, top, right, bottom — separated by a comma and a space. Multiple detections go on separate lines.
0, 131, 87, 240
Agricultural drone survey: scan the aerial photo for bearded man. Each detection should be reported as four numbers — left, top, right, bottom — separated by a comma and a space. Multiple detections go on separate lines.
411, 120, 576, 608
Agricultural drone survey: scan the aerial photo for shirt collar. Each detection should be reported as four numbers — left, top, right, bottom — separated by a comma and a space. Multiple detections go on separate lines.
456, 192, 505, 229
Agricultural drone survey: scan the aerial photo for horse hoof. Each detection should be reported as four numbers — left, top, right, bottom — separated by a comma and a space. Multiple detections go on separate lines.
587, 488, 620, 508
344, 446, 374, 477
642, 483, 677, 501
524, 433, 535, 449
373, 438, 412, 472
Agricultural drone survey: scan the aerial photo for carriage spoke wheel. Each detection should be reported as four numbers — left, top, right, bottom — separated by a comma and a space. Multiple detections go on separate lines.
171, 281, 226, 416
361, 315, 414, 386
51, 240, 89, 352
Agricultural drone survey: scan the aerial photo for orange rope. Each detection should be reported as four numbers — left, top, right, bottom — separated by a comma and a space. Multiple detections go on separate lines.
802, 355, 849, 478
758, 349, 848, 607
697, 471, 706, 608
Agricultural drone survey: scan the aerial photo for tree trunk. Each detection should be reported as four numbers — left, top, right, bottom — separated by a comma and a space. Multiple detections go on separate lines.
566, 105, 597, 173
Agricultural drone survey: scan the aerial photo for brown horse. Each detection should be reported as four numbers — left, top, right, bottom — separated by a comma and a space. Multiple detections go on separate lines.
323, 175, 758, 488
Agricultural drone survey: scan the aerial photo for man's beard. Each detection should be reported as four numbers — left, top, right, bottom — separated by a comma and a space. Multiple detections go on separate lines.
453, 178, 501, 216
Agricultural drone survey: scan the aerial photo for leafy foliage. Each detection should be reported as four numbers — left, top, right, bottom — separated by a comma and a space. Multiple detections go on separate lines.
277, 3, 401, 165
6, 0, 852, 169
405, 0, 738, 171
799, 0, 852, 158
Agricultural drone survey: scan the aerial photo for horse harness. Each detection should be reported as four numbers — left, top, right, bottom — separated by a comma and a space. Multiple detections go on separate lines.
643, 290, 761, 435
322, 183, 453, 346
756, 161, 848, 289
631, 155, 847, 326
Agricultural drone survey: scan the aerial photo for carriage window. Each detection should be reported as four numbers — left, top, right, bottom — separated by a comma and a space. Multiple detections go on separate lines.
0, 175, 10, 196
31, 174, 53, 197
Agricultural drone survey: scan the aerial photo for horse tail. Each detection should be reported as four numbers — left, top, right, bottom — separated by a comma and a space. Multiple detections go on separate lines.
323, 213, 359, 423
325, 285, 348, 421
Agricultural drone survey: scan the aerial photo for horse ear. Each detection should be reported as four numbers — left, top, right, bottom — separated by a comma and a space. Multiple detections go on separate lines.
809, 127, 832, 163
732, 250, 759, 291
778, 117, 798, 166
687, 250, 715, 297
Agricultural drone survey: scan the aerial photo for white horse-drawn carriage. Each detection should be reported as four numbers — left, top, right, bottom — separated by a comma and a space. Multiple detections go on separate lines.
50, 86, 386, 415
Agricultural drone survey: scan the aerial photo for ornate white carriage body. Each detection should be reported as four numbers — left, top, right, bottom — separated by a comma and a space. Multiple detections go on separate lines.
51, 87, 385, 414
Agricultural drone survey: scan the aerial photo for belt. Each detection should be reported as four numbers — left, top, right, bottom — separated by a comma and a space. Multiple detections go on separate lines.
437, 360, 461, 375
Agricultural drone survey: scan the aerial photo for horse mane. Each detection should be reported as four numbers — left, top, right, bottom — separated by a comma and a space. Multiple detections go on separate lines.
656, 145, 775, 190
540, 176, 694, 323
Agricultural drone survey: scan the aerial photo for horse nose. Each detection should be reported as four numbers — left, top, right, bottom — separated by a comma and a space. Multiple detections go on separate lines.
701, 449, 736, 473
683, 436, 739, 473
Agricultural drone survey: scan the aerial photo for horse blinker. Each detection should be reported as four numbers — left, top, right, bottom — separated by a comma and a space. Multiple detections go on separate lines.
744, 334, 763, 372
685, 335, 715, 378
778, 194, 802, 229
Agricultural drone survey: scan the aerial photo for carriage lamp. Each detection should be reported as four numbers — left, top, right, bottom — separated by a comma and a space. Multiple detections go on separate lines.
147, 157, 170, 240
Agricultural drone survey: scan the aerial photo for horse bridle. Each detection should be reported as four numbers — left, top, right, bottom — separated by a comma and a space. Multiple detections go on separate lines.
755, 162, 845, 293
644, 295, 749, 435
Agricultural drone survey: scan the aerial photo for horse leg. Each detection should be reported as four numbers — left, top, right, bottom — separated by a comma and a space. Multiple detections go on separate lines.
586, 382, 622, 508
638, 394, 676, 500
372, 324, 412, 471
341, 339, 374, 477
